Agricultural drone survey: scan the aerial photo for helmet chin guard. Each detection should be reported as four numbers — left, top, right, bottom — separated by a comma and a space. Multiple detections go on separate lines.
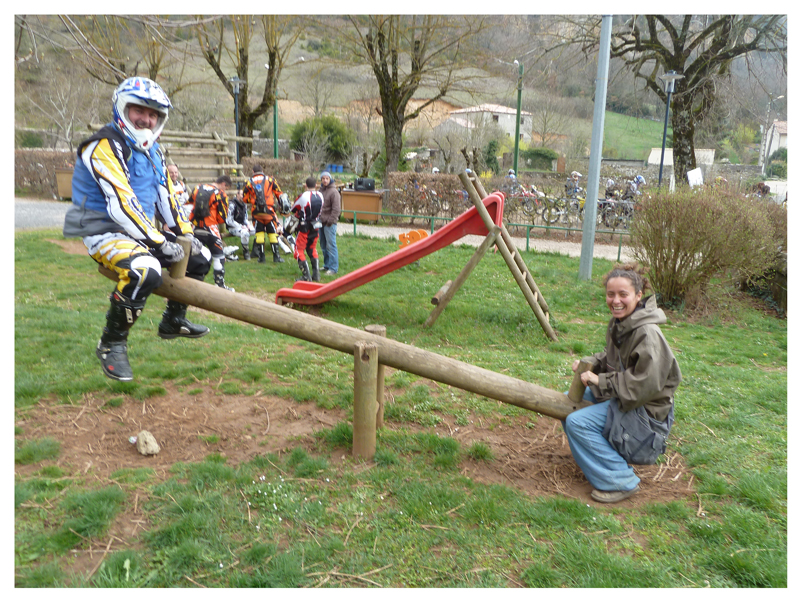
112, 77, 172, 152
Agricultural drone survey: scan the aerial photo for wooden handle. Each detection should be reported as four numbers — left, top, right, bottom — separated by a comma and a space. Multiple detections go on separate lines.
168, 236, 193, 279
568, 360, 593, 404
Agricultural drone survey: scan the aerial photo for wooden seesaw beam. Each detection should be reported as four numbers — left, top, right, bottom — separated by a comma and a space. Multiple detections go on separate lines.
99, 245, 591, 421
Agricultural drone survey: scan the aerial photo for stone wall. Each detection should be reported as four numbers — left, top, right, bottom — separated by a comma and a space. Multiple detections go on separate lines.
564, 158, 763, 187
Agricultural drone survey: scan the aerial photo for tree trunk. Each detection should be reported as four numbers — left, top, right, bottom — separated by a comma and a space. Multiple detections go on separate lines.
670, 92, 696, 184
383, 110, 404, 174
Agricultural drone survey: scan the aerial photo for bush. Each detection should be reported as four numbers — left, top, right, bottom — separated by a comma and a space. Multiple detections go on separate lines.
289, 115, 355, 163
766, 147, 787, 179
520, 147, 558, 170
630, 186, 780, 308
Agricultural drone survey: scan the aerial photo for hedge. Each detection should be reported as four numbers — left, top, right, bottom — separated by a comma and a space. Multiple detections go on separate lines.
15, 149, 75, 199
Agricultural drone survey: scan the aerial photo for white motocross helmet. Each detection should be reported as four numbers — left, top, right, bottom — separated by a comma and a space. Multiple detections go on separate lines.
634, 175, 646, 186
112, 77, 172, 153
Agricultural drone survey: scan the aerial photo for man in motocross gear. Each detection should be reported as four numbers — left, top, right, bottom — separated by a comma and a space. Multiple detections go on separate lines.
565, 171, 583, 198
242, 164, 288, 264
226, 188, 255, 260
63, 77, 211, 382
189, 175, 235, 292
291, 176, 324, 282
621, 175, 646, 200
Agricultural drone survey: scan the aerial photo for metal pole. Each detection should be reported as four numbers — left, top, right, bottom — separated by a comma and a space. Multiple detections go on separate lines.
578, 14, 612, 281
658, 89, 672, 187
273, 97, 279, 159
513, 61, 524, 175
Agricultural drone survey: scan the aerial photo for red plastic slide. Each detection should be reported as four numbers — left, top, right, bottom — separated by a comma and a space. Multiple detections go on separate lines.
275, 193, 505, 306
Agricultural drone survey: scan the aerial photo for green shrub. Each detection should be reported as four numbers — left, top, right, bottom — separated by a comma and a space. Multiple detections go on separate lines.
290, 115, 355, 163
520, 146, 558, 170
630, 186, 780, 307
766, 147, 787, 179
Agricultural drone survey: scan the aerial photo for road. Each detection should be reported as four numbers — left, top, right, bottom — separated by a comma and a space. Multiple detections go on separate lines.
15, 197, 633, 262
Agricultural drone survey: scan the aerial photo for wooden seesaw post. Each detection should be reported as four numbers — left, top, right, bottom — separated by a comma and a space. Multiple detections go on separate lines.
99, 237, 592, 457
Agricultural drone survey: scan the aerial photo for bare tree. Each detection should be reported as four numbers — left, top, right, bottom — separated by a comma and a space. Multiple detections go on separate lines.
527, 92, 574, 148
301, 66, 337, 117
343, 15, 487, 173
300, 125, 331, 173
195, 15, 302, 158
16, 14, 210, 102
548, 15, 787, 181
22, 62, 102, 151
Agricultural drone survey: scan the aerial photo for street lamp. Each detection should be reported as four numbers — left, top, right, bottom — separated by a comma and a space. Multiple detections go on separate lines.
228, 75, 246, 166
513, 59, 524, 175
658, 70, 684, 187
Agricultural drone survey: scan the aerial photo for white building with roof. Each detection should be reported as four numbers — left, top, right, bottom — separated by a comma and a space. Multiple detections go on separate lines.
448, 103, 532, 143
762, 120, 787, 166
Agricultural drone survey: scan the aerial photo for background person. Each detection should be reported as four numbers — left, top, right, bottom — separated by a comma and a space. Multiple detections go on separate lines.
63, 77, 210, 382
167, 164, 189, 206
226, 188, 255, 260
291, 176, 324, 282
563, 264, 682, 503
189, 175, 235, 291
318, 170, 341, 276
242, 164, 288, 264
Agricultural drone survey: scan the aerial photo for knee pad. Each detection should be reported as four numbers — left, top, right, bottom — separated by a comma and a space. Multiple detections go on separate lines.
255, 231, 265, 244
125, 254, 162, 299
241, 232, 250, 245
212, 256, 224, 272
268, 233, 278, 244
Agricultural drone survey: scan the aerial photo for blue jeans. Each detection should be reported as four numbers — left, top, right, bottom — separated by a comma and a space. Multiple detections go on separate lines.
563, 388, 641, 492
320, 223, 338, 273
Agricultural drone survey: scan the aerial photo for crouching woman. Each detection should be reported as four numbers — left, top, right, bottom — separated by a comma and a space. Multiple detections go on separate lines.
564, 264, 682, 503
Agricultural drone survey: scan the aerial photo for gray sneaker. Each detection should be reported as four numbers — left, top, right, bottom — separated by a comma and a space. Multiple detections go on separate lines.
323, 269, 337, 276
591, 485, 639, 503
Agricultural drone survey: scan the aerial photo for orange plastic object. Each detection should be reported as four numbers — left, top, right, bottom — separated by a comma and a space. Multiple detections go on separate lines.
399, 229, 429, 247
275, 193, 505, 306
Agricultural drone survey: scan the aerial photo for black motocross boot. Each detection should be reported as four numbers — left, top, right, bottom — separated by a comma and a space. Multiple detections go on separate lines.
257, 243, 266, 263
271, 243, 285, 263
310, 256, 321, 282
242, 243, 251, 261
296, 259, 311, 282
158, 300, 210, 339
96, 291, 145, 381
214, 267, 235, 292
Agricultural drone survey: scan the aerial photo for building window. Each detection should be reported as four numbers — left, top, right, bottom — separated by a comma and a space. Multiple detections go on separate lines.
520, 117, 525, 125
492, 115, 499, 122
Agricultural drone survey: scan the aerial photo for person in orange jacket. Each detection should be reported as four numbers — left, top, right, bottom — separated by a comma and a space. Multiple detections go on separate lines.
242, 164, 289, 264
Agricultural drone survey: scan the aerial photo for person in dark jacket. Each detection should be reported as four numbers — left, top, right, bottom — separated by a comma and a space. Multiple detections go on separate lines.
318, 170, 341, 276
564, 264, 682, 503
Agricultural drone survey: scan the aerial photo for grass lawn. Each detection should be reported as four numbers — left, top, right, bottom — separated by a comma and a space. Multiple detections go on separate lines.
603, 111, 670, 161
14, 227, 786, 587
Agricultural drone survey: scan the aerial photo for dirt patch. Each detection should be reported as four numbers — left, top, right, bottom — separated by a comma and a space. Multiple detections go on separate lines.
48, 238, 87, 255
16, 385, 695, 510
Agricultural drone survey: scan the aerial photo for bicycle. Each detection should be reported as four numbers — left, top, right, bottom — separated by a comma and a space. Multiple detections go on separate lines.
542, 196, 580, 226
511, 184, 547, 219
